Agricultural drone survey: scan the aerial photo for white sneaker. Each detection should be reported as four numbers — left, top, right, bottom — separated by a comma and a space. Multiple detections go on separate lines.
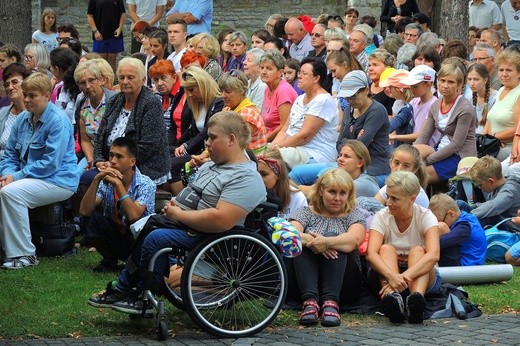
2, 255, 39, 269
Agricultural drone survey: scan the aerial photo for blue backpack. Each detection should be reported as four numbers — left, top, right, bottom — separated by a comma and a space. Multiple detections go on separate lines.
485, 218, 520, 263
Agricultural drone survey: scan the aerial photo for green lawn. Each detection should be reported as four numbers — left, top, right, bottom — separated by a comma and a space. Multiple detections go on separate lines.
0, 248, 518, 340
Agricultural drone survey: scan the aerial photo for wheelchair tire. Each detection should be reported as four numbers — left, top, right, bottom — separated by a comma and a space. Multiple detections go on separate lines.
181, 230, 287, 338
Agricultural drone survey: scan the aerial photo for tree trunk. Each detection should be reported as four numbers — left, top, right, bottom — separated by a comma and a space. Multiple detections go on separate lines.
0, 0, 32, 51
439, 0, 468, 46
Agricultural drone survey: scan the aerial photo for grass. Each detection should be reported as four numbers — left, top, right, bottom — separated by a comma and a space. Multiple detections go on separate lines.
0, 248, 518, 340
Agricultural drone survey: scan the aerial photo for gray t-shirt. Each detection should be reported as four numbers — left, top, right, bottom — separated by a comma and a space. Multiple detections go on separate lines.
174, 159, 267, 227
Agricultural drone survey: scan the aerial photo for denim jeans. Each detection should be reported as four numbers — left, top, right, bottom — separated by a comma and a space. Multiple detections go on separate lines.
118, 227, 205, 292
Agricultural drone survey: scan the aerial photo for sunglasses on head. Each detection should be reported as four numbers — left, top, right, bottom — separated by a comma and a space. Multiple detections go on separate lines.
181, 72, 193, 81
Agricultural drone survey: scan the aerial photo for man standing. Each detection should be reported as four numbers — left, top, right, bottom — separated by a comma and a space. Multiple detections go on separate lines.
404, 23, 423, 46
307, 24, 327, 59
469, 0, 503, 30
473, 44, 501, 90
165, 0, 213, 37
87, 0, 126, 73
501, 0, 520, 47
127, 0, 166, 53
285, 18, 313, 62
80, 137, 156, 273
479, 29, 502, 56
166, 19, 188, 72
349, 26, 369, 73
87, 111, 267, 314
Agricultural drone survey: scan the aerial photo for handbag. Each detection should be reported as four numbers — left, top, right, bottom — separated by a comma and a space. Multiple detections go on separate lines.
476, 134, 501, 158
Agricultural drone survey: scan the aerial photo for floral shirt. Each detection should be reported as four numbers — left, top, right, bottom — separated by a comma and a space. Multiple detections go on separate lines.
290, 206, 367, 236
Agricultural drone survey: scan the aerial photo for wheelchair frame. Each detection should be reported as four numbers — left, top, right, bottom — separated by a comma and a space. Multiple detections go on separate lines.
140, 203, 288, 340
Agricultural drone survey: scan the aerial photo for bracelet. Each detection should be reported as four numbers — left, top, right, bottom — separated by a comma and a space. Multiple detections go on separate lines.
119, 193, 131, 203
92, 29, 98, 34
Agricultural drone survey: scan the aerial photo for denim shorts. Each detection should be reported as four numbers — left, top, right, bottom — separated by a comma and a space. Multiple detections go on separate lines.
93, 38, 124, 53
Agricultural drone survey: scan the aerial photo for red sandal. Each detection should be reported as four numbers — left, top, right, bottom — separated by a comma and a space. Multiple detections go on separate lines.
299, 299, 320, 325
321, 300, 341, 327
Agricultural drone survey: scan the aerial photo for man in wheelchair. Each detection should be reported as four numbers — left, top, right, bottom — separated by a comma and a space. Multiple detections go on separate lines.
88, 111, 267, 314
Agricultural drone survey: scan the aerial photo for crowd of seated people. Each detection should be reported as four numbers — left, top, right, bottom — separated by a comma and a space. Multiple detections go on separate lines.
2, 3, 520, 329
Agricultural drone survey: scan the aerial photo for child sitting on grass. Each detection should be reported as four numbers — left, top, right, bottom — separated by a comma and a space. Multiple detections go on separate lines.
429, 194, 487, 267
458, 156, 520, 232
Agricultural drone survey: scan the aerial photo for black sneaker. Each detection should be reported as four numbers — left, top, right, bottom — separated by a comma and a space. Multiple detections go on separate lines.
88, 281, 130, 308
112, 294, 154, 316
406, 292, 426, 324
382, 292, 405, 323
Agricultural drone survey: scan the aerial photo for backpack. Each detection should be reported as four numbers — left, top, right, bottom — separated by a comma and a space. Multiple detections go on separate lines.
485, 218, 520, 263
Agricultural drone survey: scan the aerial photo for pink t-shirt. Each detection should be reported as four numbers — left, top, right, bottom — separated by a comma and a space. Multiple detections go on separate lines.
260, 79, 298, 135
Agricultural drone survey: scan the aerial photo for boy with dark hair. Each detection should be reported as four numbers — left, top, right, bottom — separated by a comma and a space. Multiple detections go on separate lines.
80, 137, 156, 272
430, 193, 487, 266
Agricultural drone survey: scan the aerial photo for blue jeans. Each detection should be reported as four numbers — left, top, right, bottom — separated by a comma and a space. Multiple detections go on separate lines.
118, 227, 205, 292
289, 162, 336, 185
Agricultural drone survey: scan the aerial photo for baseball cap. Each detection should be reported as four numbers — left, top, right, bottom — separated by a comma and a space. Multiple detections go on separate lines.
400, 65, 436, 85
337, 70, 370, 98
456, 156, 479, 177
379, 69, 411, 88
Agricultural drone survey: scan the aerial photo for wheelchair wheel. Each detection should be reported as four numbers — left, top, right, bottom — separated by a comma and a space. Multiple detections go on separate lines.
181, 230, 287, 338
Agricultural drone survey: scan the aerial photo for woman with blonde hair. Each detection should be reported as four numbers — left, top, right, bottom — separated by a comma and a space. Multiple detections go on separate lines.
414, 60, 477, 184
191, 33, 222, 81
169, 66, 224, 193
367, 170, 440, 324
290, 168, 366, 327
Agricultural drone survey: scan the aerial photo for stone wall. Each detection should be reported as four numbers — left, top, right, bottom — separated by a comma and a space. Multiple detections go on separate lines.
32, 0, 383, 54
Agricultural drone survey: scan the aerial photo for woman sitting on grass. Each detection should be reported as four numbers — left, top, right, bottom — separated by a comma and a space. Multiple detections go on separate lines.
289, 168, 366, 327
366, 170, 440, 324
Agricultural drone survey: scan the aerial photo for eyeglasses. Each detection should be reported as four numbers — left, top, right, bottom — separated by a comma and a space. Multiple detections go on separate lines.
23, 54, 34, 61
78, 77, 98, 87
56, 37, 78, 44
345, 89, 364, 101
311, 32, 323, 38
181, 72, 193, 81
471, 56, 492, 62
3, 78, 22, 89
404, 33, 419, 38
327, 15, 344, 23
442, 211, 449, 223
297, 70, 313, 77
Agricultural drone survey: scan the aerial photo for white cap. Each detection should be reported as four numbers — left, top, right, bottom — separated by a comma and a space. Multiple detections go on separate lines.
400, 65, 436, 85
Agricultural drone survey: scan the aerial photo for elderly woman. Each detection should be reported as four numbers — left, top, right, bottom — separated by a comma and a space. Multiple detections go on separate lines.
23, 43, 50, 76
74, 60, 117, 170
191, 33, 222, 81
168, 66, 224, 194
226, 31, 248, 72
0, 73, 79, 269
218, 70, 267, 154
368, 49, 397, 115
259, 49, 298, 141
0, 63, 30, 157
367, 171, 440, 324
290, 168, 366, 326
414, 59, 477, 184
271, 57, 339, 168
87, 57, 170, 186
149, 59, 186, 151
336, 70, 390, 186
483, 50, 520, 161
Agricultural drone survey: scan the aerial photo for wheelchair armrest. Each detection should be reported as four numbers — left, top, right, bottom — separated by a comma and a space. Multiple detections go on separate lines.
257, 202, 279, 212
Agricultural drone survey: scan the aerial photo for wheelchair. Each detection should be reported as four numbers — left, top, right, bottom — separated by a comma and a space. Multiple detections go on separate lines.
140, 202, 288, 340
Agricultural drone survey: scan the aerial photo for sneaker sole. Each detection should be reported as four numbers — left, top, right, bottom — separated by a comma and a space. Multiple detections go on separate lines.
88, 300, 116, 309
407, 293, 426, 324
382, 294, 405, 324
2, 261, 39, 270
111, 304, 154, 315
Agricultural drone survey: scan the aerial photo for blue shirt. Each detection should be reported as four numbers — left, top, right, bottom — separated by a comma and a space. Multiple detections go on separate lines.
96, 166, 156, 227
440, 211, 487, 266
166, 0, 212, 35
0, 102, 79, 191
